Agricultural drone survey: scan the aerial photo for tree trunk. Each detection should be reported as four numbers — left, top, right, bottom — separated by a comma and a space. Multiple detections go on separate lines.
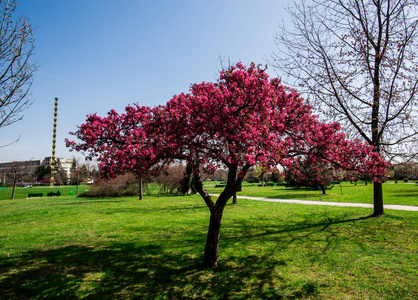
373, 181, 384, 216
204, 207, 224, 267
196, 163, 250, 268
232, 192, 237, 204
11, 183, 16, 199
321, 185, 326, 195
370, 35, 384, 216
10, 175, 17, 199
139, 175, 143, 200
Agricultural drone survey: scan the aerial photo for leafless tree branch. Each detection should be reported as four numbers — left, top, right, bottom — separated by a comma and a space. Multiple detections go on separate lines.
0, 0, 37, 144
270, 0, 418, 161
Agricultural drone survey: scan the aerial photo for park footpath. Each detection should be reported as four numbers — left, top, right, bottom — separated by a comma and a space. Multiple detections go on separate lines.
210, 194, 418, 211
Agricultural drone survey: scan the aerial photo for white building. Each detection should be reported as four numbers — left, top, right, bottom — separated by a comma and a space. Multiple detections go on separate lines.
42, 157, 73, 178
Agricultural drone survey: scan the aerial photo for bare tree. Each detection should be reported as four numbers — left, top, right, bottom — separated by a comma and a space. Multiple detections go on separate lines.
0, 0, 37, 142
393, 162, 418, 179
213, 169, 228, 181
69, 158, 91, 194
271, 0, 418, 216
6, 160, 31, 199
154, 164, 185, 194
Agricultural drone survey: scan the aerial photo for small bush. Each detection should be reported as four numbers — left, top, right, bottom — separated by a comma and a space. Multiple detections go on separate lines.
153, 164, 185, 194
80, 173, 138, 197
246, 175, 260, 183
403, 178, 409, 182
394, 163, 418, 180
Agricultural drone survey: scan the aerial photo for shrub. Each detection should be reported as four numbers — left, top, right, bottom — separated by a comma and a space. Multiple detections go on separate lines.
394, 163, 418, 180
246, 176, 260, 183
153, 164, 185, 195
80, 173, 138, 197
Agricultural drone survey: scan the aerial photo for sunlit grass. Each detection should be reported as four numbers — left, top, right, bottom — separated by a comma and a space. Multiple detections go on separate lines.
204, 181, 418, 206
1, 194, 417, 299
2, 181, 417, 206
0, 185, 89, 200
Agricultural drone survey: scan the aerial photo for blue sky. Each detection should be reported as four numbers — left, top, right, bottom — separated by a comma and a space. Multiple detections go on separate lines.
0, 0, 291, 163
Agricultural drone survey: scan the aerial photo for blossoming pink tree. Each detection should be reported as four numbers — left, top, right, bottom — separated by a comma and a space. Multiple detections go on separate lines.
67, 63, 387, 267
284, 158, 335, 193
284, 144, 371, 194
66, 106, 160, 200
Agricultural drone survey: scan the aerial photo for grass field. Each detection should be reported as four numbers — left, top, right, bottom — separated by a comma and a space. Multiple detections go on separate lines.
0, 185, 89, 201
1, 181, 417, 206
1, 191, 417, 299
204, 181, 418, 206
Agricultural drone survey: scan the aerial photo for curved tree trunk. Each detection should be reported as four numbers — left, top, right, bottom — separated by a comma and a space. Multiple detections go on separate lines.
204, 206, 224, 267
194, 162, 251, 267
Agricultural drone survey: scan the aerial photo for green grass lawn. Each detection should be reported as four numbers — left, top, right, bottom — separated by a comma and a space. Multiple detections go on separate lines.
204, 181, 418, 206
0, 185, 89, 201
2, 181, 417, 206
1, 193, 417, 299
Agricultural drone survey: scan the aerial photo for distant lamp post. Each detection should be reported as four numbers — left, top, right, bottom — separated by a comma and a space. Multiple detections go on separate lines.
50, 97, 58, 187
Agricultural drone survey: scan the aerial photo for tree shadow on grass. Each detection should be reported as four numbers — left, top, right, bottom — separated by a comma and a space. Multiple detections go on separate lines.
387, 190, 418, 199
0, 242, 320, 299
0, 211, 371, 299
0, 243, 194, 299
221, 212, 374, 254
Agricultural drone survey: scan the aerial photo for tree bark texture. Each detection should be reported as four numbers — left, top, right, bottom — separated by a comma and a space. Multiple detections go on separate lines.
138, 175, 143, 200
196, 163, 250, 267
202, 179, 242, 267
204, 206, 224, 267
373, 181, 384, 216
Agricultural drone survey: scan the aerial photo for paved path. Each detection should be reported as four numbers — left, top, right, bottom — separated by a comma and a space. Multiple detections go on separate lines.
210, 194, 418, 211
